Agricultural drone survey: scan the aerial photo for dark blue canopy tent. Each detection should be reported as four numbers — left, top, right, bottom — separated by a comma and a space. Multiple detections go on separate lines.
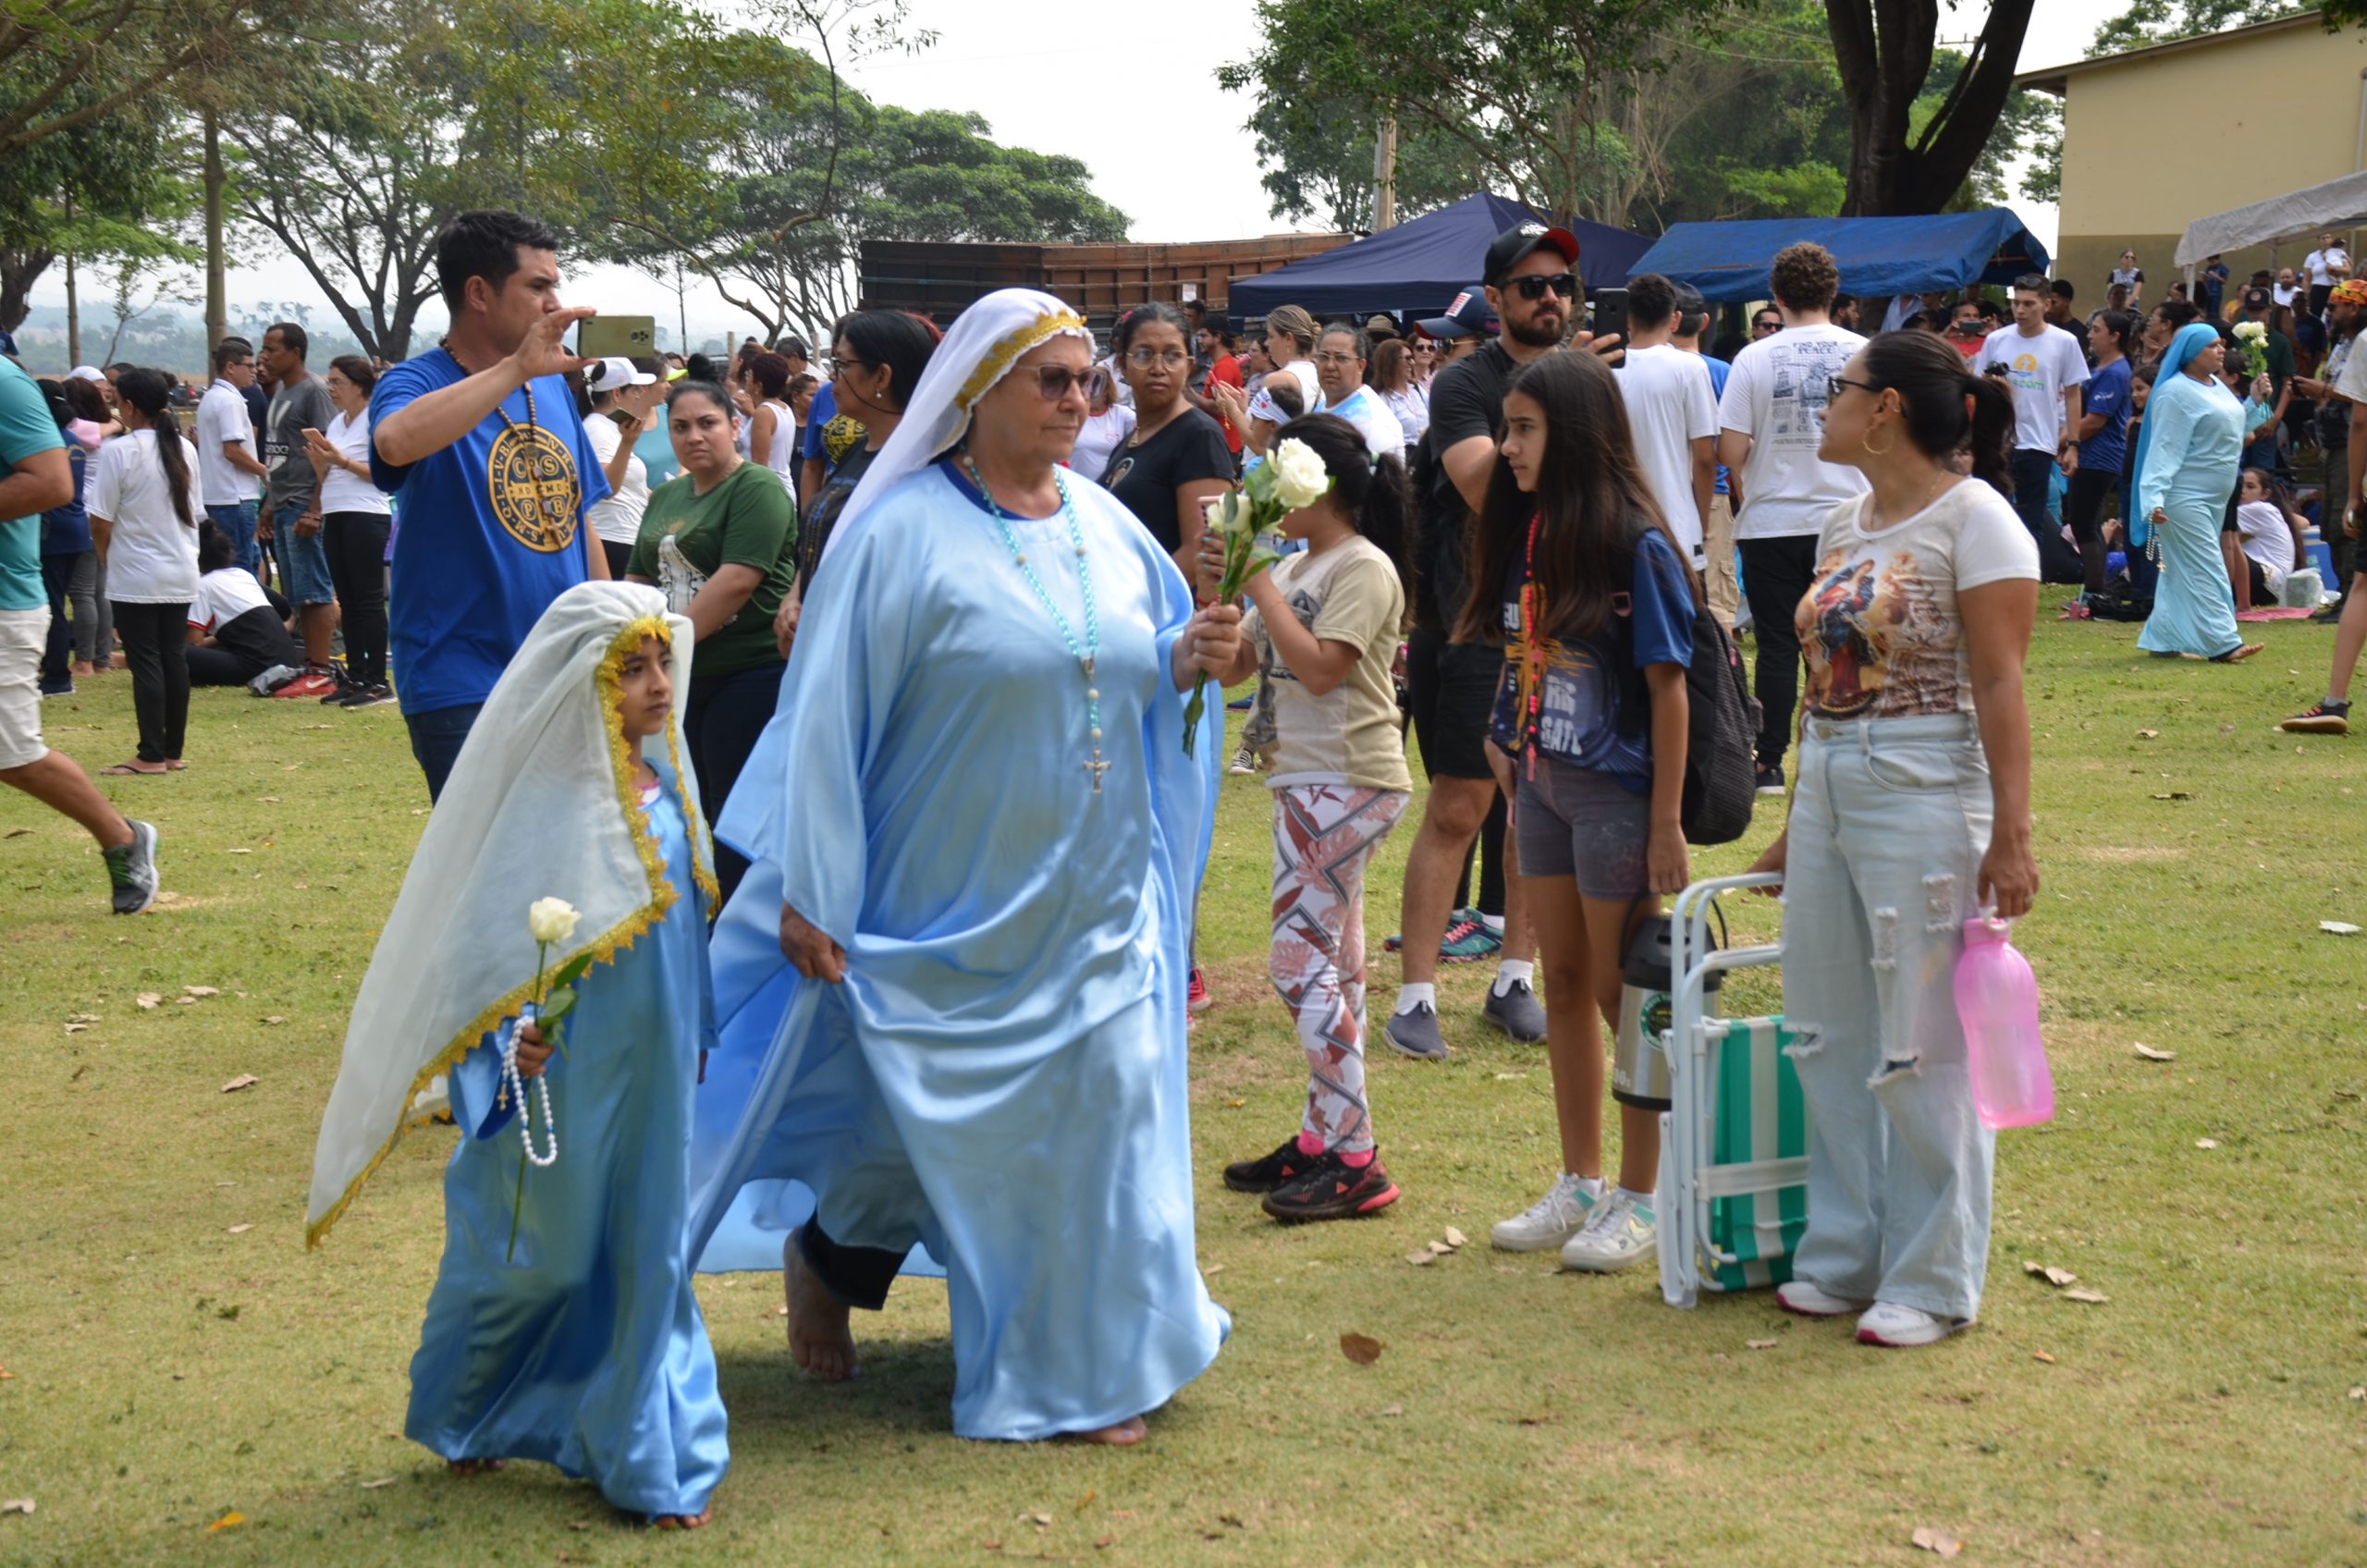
1626, 209, 2051, 305
1227, 192, 1654, 324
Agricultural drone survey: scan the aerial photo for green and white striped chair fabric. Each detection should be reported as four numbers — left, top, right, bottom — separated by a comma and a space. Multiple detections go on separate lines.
1694, 1014, 1810, 1293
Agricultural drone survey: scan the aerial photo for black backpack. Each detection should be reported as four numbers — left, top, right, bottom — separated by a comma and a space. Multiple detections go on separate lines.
1611, 591, 1763, 846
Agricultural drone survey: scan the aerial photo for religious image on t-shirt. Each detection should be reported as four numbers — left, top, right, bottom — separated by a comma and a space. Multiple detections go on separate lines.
656, 532, 707, 617
1799, 545, 1952, 718
486, 422, 583, 552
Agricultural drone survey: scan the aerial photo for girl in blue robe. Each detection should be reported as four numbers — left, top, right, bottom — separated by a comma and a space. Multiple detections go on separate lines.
309, 583, 729, 1526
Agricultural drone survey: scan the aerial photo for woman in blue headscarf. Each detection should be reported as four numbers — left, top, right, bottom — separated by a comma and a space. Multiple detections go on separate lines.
2130, 322, 2273, 661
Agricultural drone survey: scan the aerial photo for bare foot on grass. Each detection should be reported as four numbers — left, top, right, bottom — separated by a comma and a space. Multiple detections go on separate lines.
782, 1231, 858, 1380
653, 1505, 714, 1529
448, 1458, 503, 1477
1071, 1415, 1147, 1446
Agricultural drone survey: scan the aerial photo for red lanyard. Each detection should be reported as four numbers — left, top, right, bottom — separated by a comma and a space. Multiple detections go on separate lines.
1516, 510, 1546, 778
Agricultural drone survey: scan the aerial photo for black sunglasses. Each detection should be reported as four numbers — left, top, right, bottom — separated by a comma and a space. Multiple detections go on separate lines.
1507, 273, 1578, 301
1826, 374, 1883, 400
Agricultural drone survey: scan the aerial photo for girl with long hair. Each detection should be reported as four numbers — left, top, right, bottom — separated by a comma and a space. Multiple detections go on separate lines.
2227, 466, 2309, 608
1456, 351, 1699, 1272
1201, 413, 1417, 1221
87, 367, 201, 774
746, 351, 799, 494
1749, 328, 2039, 1347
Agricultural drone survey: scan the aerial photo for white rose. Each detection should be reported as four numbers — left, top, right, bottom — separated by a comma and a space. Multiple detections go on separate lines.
527, 897, 582, 946
2233, 321, 2265, 342
1270, 438, 1332, 511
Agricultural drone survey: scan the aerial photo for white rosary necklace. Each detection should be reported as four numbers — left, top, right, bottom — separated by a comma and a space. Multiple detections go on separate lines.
501, 1017, 558, 1169
962, 451, 1110, 795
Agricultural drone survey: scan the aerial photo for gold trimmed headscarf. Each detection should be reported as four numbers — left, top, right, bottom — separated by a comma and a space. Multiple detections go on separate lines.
819, 288, 1090, 569
306, 582, 717, 1245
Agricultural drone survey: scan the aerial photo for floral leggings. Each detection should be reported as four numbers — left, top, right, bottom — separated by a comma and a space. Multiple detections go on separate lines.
1269, 784, 1411, 1155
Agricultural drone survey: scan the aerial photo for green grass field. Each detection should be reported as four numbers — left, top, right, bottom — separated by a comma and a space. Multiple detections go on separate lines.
5, 594, 2364, 1567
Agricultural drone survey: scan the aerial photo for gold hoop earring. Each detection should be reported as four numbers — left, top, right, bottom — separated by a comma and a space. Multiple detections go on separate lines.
1862, 425, 1896, 458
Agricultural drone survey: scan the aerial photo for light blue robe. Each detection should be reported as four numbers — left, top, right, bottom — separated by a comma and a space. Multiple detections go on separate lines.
2134, 371, 2272, 658
407, 772, 728, 1518
690, 459, 1228, 1441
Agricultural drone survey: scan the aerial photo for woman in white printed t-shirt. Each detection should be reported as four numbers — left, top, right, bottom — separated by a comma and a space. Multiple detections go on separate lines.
303, 355, 398, 705
87, 368, 202, 775
1750, 330, 2040, 1350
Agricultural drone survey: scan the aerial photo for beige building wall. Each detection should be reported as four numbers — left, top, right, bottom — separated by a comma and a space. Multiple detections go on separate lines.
2042, 15, 2367, 306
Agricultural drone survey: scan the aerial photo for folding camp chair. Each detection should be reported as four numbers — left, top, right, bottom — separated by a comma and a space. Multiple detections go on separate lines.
1657, 872, 1811, 1310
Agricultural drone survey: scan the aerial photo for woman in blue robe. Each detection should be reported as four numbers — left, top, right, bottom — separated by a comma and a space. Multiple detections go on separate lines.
309, 584, 728, 1525
2133, 323, 2273, 662
690, 289, 1243, 1446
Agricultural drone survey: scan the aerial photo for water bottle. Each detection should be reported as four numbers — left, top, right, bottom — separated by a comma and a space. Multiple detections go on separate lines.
1955, 913, 2053, 1130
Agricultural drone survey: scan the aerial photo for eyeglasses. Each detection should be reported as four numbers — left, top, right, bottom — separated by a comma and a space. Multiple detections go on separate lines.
826, 355, 870, 377
1124, 347, 1190, 369
1508, 273, 1578, 301
1024, 364, 1094, 400
1825, 374, 1882, 400
1314, 350, 1363, 366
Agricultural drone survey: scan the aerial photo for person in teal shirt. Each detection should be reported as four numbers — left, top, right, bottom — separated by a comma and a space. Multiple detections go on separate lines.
0, 356, 161, 912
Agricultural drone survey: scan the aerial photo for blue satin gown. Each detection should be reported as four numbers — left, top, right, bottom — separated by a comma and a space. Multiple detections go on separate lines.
405, 771, 729, 1519
690, 459, 1229, 1442
2134, 371, 2271, 659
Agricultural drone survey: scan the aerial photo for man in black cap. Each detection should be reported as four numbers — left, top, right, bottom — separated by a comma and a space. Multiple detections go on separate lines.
1385, 221, 1594, 1063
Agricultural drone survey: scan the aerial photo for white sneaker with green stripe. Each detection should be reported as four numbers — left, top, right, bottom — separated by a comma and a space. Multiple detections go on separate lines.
1490, 1172, 1600, 1252
1558, 1190, 1656, 1272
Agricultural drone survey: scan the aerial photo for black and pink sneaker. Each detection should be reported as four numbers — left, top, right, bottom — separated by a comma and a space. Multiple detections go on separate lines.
1261, 1150, 1401, 1222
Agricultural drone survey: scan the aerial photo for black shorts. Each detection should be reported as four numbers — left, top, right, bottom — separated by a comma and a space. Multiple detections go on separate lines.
1405, 626, 1502, 781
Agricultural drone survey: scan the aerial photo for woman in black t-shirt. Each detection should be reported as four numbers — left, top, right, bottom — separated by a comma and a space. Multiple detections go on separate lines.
1098, 302, 1233, 579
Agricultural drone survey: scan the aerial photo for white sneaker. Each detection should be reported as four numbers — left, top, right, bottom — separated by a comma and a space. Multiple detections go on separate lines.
1489, 1173, 1599, 1252
1558, 1190, 1657, 1273
1228, 744, 1257, 776
1855, 1301, 1972, 1348
1777, 1280, 1871, 1318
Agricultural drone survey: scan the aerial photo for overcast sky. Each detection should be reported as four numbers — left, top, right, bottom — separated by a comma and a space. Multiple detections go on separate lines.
27, 0, 2128, 337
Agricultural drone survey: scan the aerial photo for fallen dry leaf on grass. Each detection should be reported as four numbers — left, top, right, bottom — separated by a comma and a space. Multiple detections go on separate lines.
67, 1013, 99, 1024
261, 1016, 286, 1026
2349, 1387, 2365, 1401
358, 1478, 396, 1490
1746, 1339, 1778, 1350
220, 1074, 259, 1094
2195, 1138, 2219, 1150
1404, 1250, 1435, 1268
1, 1500, 31, 1516
227, 847, 252, 855
206, 1513, 244, 1532
2150, 791, 2190, 802
1202, 1262, 1224, 1276
1339, 1331, 1384, 1366
2032, 1351, 2056, 1364
1426, 1240, 1453, 1255
2322, 922, 2361, 937
136, 993, 161, 1010
2061, 1289, 2110, 1305
63, 1023, 85, 1035
2136, 729, 2159, 739
1910, 1526, 1964, 1558
2133, 1043, 2176, 1061
1443, 1226, 1467, 1248
226, 1224, 252, 1235
2023, 1263, 2079, 1288
184, 986, 219, 998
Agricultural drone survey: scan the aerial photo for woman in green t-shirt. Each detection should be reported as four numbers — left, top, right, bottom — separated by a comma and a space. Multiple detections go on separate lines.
627, 379, 798, 902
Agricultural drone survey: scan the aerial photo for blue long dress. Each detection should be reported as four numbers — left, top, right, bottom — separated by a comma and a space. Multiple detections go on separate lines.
406, 768, 729, 1519
2135, 371, 2271, 658
690, 459, 1229, 1442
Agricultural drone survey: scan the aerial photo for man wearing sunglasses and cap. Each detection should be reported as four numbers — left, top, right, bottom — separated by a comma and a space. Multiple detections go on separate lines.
1386, 221, 1606, 1062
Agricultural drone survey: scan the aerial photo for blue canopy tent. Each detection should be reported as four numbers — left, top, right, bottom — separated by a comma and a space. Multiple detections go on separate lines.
1627, 209, 2051, 304
1227, 192, 1655, 324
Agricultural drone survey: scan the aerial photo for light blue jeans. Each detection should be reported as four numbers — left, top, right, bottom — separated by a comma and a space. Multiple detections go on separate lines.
1782, 712, 1997, 1322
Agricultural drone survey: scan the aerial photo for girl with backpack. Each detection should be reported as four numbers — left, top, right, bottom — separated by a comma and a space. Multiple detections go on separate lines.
1749, 329, 2039, 1348
1456, 350, 1699, 1273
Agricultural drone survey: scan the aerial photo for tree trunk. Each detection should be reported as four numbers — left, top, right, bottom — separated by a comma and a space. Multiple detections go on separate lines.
1827, 0, 2037, 215
0, 250, 54, 337
203, 107, 228, 349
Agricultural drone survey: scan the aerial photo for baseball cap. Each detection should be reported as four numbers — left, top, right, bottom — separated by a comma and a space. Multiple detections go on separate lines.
67, 364, 104, 382
586, 355, 657, 392
1482, 221, 1581, 288
2242, 286, 2273, 313
1416, 285, 1499, 340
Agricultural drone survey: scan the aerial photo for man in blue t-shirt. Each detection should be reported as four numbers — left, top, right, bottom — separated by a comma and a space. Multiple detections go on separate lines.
0, 357, 161, 912
369, 209, 611, 800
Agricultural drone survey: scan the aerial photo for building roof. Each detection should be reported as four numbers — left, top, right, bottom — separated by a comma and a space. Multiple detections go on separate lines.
2016, 8, 2324, 96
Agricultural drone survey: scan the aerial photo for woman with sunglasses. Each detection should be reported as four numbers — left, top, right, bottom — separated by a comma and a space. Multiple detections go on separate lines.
1098, 302, 1233, 582
694, 289, 1240, 1445
1748, 329, 2038, 1348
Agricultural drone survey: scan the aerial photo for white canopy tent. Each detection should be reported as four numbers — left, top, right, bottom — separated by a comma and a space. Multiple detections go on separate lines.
2176, 169, 2367, 276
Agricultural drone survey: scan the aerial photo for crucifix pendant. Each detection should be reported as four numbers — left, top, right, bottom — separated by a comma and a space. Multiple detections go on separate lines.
1084, 749, 1111, 795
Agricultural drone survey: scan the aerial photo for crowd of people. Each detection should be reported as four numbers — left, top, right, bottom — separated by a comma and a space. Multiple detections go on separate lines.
4, 200, 2362, 1529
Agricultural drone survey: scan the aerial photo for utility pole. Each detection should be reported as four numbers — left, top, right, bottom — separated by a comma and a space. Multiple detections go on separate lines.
1372, 112, 1399, 232
63, 190, 80, 366
203, 107, 228, 349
